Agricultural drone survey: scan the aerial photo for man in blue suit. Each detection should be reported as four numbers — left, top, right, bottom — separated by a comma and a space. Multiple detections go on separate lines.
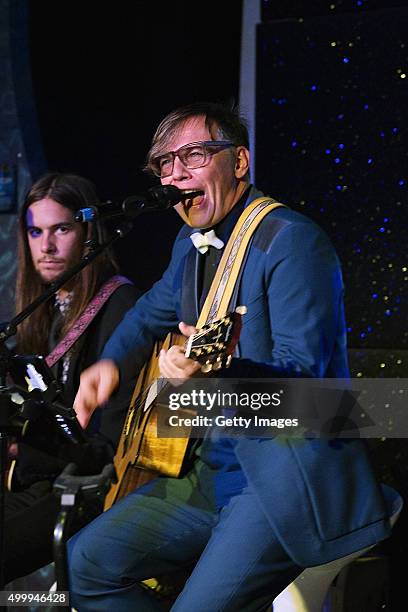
69, 102, 394, 611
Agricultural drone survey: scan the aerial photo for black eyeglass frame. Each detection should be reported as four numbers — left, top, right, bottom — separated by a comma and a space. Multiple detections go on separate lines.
150, 140, 235, 178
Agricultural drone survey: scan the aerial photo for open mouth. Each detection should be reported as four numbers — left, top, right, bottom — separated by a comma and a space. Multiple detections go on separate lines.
180, 189, 204, 211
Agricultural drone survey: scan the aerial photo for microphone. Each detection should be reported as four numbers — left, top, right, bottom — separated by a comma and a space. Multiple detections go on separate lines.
74, 185, 204, 222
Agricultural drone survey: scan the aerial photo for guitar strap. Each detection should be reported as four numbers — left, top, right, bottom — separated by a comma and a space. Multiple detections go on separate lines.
196, 197, 285, 328
46, 275, 133, 368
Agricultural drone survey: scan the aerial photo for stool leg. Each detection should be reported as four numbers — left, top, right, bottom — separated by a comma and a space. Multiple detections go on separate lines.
273, 546, 373, 612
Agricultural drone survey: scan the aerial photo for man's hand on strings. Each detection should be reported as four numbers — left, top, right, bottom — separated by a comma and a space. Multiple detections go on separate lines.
74, 359, 119, 428
159, 322, 201, 384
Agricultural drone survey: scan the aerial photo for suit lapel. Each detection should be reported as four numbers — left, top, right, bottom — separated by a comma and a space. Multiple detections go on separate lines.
180, 245, 202, 325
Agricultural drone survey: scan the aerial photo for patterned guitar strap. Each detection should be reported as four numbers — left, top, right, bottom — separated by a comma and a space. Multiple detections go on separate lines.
46, 275, 133, 368
196, 197, 285, 328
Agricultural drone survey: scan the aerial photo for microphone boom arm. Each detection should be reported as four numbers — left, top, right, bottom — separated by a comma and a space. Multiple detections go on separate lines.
74, 186, 204, 223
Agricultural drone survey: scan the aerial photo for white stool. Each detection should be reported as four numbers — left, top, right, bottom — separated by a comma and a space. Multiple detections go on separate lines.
272, 486, 403, 612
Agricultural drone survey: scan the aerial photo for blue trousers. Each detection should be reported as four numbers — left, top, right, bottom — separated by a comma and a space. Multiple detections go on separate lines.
68, 471, 302, 611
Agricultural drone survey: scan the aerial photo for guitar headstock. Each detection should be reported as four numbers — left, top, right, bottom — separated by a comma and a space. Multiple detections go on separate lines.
185, 306, 246, 373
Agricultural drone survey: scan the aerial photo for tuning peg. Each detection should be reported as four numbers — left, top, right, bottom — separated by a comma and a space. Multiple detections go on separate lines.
212, 360, 222, 371
201, 362, 213, 373
225, 355, 232, 368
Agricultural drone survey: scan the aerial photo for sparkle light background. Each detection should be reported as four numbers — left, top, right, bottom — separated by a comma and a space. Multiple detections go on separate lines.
256, 3, 408, 372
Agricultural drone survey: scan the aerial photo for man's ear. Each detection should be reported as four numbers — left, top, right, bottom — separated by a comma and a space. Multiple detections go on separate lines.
234, 147, 250, 179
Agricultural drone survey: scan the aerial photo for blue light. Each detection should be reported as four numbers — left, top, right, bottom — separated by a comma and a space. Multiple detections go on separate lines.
385, 309, 392, 316
360, 332, 366, 338
363, 104, 369, 110
399, 180, 405, 186
337, 114, 344, 119
367, 326, 373, 332
347, 327, 353, 332
310, 85, 318, 91
372, 293, 378, 299
338, 143, 345, 149
367, 158, 373, 164
392, 127, 399, 133
336, 185, 342, 191
334, 158, 341, 164
379, 227, 385, 232
343, 57, 350, 64
383, 217, 388, 222
291, 141, 297, 147
380, 131, 385, 137
325, 149, 331, 154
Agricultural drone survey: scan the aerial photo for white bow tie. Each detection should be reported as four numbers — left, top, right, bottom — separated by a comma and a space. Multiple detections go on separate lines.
190, 230, 224, 254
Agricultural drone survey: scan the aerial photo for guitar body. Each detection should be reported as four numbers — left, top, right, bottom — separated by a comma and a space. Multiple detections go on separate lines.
104, 333, 193, 510
104, 310, 244, 511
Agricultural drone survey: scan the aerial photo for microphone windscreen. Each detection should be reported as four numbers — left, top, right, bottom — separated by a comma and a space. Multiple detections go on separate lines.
147, 185, 182, 209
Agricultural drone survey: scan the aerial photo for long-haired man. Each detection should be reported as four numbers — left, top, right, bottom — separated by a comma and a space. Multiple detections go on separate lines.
5, 172, 139, 583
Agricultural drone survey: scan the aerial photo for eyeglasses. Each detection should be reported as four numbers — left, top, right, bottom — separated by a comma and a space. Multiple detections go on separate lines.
150, 140, 235, 178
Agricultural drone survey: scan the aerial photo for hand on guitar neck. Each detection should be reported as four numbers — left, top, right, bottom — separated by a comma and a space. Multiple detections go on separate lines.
158, 322, 201, 384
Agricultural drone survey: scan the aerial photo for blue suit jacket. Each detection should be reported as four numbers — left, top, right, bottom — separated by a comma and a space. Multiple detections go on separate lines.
102, 187, 393, 566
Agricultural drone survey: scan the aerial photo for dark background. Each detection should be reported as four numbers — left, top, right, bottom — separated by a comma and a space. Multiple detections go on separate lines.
23, 0, 243, 291
257, 2, 408, 353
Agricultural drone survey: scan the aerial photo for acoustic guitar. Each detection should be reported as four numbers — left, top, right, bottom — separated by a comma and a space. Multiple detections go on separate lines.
104, 308, 245, 510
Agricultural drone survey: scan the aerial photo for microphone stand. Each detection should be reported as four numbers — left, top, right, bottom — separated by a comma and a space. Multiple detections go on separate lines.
0, 207, 147, 593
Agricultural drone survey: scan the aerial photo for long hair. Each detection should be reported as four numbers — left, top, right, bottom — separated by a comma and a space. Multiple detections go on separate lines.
15, 172, 118, 356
